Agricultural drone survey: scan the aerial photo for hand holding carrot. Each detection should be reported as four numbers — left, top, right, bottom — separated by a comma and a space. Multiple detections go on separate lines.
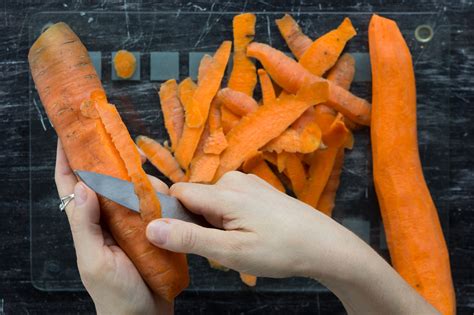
146, 171, 439, 314
55, 141, 172, 315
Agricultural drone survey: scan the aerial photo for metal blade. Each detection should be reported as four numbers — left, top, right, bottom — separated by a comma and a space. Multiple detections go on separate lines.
75, 170, 209, 226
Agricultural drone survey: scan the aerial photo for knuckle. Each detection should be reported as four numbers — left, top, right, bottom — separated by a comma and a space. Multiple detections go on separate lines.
179, 225, 198, 253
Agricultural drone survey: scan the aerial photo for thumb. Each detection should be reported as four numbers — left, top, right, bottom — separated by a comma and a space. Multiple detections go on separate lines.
146, 219, 233, 260
68, 182, 104, 259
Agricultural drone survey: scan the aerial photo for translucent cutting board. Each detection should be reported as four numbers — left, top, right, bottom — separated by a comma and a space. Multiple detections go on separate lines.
29, 11, 450, 292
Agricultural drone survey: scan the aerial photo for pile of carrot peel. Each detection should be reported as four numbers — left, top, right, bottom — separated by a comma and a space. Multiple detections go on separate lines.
137, 13, 368, 287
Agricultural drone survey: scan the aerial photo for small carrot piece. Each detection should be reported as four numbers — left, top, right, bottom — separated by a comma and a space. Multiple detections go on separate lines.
275, 14, 313, 60
113, 49, 136, 79
28, 23, 188, 301
299, 18, 356, 76
258, 69, 276, 105
240, 273, 257, 287
228, 13, 257, 96
136, 135, 187, 183
159, 79, 184, 152
245, 160, 285, 192
217, 88, 259, 116
247, 42, 371, 125
214, 82, 328, 180
284, 153, 307, 196
317, 148, 344, 216
221, 106, 241, 134
187, 41, 232, 128
198, 54, 213, 85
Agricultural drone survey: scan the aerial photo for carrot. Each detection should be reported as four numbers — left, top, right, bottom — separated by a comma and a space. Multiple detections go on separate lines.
242, 152, 263, 171
159, 79, 184, 152
28, 23, 188, 301
276, 152, 290, 173
217, 88, 259, 116
263, 121, 322, 154
214, 81, 328, 180
316, 148, 344, 216
284, 153, 306, 196
198, 54, 213, 85
299, 115, 350, 208
228, 13, 257, 96
203, 129, 228, 154
113, 49, 136, 79
326, 53, 355, 90
275, 14, 313, 60
262, 152, 277, 166
244, 160, 285, 192
187, 41, 232, 128
369, 15, 455, 314
246, 42, 371, 125
299, 18, 356, 76
188, 154, 220, 183
258, 69, 276, 105
240, 273, 257, 287
136, 135, 187, 183
221, 106, 241, 134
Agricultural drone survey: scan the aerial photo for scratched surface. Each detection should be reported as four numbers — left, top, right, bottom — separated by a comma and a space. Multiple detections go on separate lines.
1, 1, 473, 314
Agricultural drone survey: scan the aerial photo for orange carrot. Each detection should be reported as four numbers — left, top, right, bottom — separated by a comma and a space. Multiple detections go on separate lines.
263, 121, 322, 154
262, 152, 277, 166
203, 129, 228, 154
214, 82, 328, 180
326, 53, 355, 90
276, 151, 290, 173
113, 49, 136, 79
247, 42, 371, 125
245, 160, 285, 192
317, 148, 344, 216
188, 154, 220, 183
284, 153, 306, 197
240, 273, 257, 287
217, 88, 259, 116
228, 13, 257, 96
198, 54, 213, 85
221, 106, 241, 134
28, 22, 188, 301
275, 14, 313, 60
136, 135, 187, 183
258, 69, 277, 105
299, 18, 356, 76
159, 79, 184, 152
242, 152, 263, 171
369, 15, 455, 314
187, 41, 232, 128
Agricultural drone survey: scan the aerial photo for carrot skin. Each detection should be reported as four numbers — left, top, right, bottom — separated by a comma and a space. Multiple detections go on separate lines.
159, 79, 184, 152
369, 15, 455, 314
275, 14, 313, 60
217, 88, 259, 116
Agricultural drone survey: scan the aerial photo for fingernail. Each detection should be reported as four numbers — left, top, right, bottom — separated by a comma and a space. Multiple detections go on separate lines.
147, 220, 171, 245
74, 182, 87, 206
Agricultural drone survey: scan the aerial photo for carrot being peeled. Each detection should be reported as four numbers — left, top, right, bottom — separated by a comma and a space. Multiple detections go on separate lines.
214, 81, 328, 180
275, 14, 313, 60
299, 18, 356, 76
369, 14, 455, 314
28, 22, 189, 301
246, 42, 371, 126
159, 79, 184, 152
136, 135, 187, 183
228, 13, 257, 96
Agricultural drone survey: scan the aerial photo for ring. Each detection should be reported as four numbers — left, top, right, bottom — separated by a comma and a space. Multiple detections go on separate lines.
59, 193, 75, 212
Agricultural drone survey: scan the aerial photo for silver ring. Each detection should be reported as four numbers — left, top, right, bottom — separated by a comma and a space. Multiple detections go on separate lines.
59, 193, 75, 212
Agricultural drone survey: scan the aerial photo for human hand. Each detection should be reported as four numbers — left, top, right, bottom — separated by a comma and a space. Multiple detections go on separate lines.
55, 140, 173, 315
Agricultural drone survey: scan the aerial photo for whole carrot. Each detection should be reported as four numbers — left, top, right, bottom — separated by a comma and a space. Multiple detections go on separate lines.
28, 22, 188, 301
369, 15, 455, 314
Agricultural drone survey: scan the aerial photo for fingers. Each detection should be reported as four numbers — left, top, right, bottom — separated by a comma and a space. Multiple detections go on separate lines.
55, 140, 78, 215
147, 175, 169, 194
68, 182, 105, 267
146, 219, 247, 264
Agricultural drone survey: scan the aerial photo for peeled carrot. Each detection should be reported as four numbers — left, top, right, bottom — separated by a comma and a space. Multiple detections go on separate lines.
217, 88, 259, 116
214, 82, 328, 180
136, 135, 187, 183
247, 42, 371, 125
187, 41, 232, 128
317, 148, 344, 216
369, 15, 455, 314
275, 14, 313, 60
284, 153, 306, 197
113, 49, 136, 79
258, 69, 276, 105
159, 79, 184, 152
228, 13, 257, 96
28, 23, 188, 301
245, 160, 285, 192
299, 18, 356, 76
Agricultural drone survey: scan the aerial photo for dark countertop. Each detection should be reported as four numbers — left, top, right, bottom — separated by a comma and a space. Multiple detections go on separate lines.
1, 1, 473, 314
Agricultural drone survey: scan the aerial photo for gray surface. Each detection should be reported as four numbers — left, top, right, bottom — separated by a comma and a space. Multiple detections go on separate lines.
150, 52, 180, 81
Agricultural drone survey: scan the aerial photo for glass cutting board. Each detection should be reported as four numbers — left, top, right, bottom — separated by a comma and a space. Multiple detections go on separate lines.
29, 11, 450, 292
